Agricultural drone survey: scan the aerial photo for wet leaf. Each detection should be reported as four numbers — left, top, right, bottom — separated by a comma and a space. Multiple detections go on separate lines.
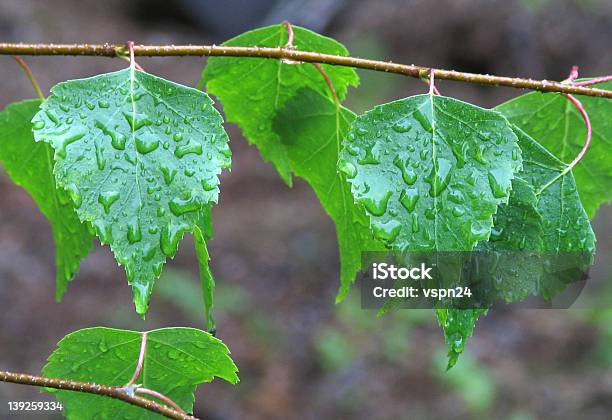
0, 99, 93, 299
497, 81, 612, 218
339, 94, 522, 251
32, 67, 231, 315
43, 327, 238, 419
203, 24, 359, 185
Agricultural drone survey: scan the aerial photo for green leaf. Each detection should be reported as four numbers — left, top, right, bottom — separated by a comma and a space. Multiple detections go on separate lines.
338, 94, 522, 251
194, 206, 215, 331
490, 127, 596, 298
273, 89, 384, 300
436, 308, 486, 370
497, 81, 612, 218
450, 127, 596, 367
0, 99, 93, 300
43, 327, 238, 419
32, 67, 231, 315
203, 24, 359, 185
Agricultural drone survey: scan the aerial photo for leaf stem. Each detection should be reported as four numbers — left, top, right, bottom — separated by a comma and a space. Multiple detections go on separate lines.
136, 388, 187, 414
0, 370, 198, 420
1, 43, 611, 98
125, 332, 148, 387
312, 62, 340, 105
574, 75, 612, 87
12, 56, 44, 100
536, 67, 593, 195
562, 92, 591, 172
125, 41, 145, 72
427, 68, 441, 95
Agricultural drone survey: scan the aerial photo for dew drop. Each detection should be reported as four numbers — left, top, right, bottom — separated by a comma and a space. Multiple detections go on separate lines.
98, 191, 120, 214
160, 221, 190, 256
426, 157, 452, 197
32, 120, 45, 130
393, 156, 417, 185
93, 220, 113, 244
169, 194, 200, 216
413, 109, 433, 133
399, 188, 419, 212
95, 120, 126, 150
338, 160, 357, 179
372, 219, 401, 242
56, 130, 86, 159
452, 206, 465, 217
411, 214, 420, 233
174, 141, 203, 158
160, 165, 177, 186
487, 168, 511, 199
392, 119, 412, 133
127, 220, 142, 244
135, 134, 160, 154
362, 191, 392, 217
358, 144, 380, 165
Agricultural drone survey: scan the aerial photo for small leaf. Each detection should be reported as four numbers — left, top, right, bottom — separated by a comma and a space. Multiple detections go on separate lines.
203, 24, 359, 185
273, 89, 384, 300
43, 327, 238, 419
32, 68, 231, 315
497, 81, 612, 218
339, 94, 522, 251
0, 100, 93, 299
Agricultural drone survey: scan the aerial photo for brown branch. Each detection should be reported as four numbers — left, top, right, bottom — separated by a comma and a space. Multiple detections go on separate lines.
0, 370, 198, 420
0, 43, 610, 98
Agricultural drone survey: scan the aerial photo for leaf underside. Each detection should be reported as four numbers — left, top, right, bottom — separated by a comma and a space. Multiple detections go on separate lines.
43, 327, 238, 419
273, 88, 385, 301
497, 81, 612, 218
0, 99, 93, 300
32, 67, 231, 315
203, 23, 359, 185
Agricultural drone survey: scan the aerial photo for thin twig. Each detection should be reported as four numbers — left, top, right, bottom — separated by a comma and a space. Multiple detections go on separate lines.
136, 388, 187, 414
12, 56, 44, 100
0, 370, 198, 420
0, 43, 610, 98
125, 332, 148, 387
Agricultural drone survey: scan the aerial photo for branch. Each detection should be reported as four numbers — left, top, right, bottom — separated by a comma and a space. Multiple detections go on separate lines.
0, 43, 610, 98
0, 370, 198, 420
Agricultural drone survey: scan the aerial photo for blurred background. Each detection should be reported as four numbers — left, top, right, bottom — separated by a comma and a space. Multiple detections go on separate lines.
0, 0, 611, 419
